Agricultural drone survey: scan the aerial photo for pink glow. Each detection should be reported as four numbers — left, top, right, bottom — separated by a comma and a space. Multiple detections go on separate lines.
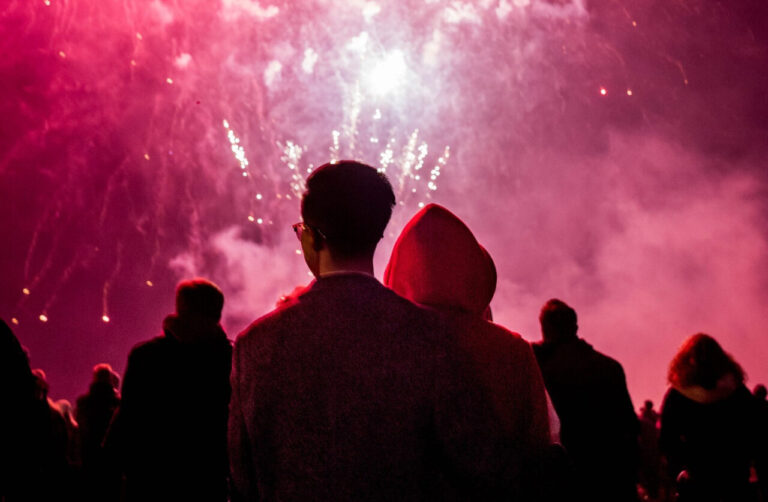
1, 0, 767, 407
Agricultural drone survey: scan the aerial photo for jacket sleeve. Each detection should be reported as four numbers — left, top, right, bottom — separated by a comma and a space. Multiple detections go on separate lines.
228, 337, 257, 502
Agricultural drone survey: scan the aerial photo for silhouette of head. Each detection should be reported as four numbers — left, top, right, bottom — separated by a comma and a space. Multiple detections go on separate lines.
175, 278, 224, 323
668, 333, 744, 389
539, 298, 578, 344
643, 399, 653, 410
300, 160, 395, 271
92, 363, 120, 389
32, 368, 49, 401
754, 384, 767, 401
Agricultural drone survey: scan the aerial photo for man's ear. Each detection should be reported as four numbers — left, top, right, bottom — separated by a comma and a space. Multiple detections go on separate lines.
310, 227, 324, 252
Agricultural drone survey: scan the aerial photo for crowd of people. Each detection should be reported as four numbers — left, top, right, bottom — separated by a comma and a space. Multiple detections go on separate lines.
1, 160, 766, 501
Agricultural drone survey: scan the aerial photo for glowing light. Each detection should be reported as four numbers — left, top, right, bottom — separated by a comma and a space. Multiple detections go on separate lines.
600, 87, 607, 95
223, 120, 251, 175
58, 51, 66, 59
248, 215, 255, 222
102, 315, 110, 323
264, 60, 282, 87
44, 0, 51, 5
22, 288, 30, 295
280, 141, 306, 196
256, 193, 262, 200
166, 77, 174, 84
632, 20, 637, 27
130, 60, 137, 66
346, 32, 370, 53
39, 314, 48, 323
368, 50, 407, 95
330, 130, 341, 163
302, 48, 318, 74
257, 218, 263, 224
373, 109, 382, 120
136, 33, 143, 40
11, 318, 19, 325
174, 53, 192, 68
295, 249, 302, 255
362, 2, 381, 22
627, 89, 633, 96
144, 153, 150, 160
146, 280, 154, 287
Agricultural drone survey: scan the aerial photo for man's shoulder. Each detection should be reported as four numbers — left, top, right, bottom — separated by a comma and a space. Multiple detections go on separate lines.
235, 278, 442, 349
585, 343, 625, 375
128, 335, 171, 361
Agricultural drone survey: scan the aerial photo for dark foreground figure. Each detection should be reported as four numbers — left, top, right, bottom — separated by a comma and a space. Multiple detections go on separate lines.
106, 279, 232, 502
0, 319, 69, 501
76, 363, 121, 501
660, 333, 767, 502
230, 162, 527, 501
533, 299, 638, 502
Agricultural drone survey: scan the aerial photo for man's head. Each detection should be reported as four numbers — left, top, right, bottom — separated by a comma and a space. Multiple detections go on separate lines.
299, 161, 395, 274
175, 278, 224, 323
539, 298, 578, 344
92, 363, 120, 389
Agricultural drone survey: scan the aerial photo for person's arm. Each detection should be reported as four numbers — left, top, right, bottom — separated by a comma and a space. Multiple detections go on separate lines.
659, 389, 684, 479
228, 337, 257, 502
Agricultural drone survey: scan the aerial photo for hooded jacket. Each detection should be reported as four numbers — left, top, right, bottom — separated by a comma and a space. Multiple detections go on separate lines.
384, 204, 551, 469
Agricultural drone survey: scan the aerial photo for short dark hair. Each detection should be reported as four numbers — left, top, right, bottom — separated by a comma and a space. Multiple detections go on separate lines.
301, 161, 395, 257
539, 298, 578, 342
175, 278, 224, 321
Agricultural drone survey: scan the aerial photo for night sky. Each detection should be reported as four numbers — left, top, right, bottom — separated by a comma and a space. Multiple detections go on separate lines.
2, 0, 767, 406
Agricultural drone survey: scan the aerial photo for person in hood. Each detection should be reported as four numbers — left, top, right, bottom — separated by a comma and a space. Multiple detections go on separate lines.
229, 162, 522, 501
106, 279, 232, 502
532, 298, 639, 502
660, 333, 766, 501
383, 203, 554, 494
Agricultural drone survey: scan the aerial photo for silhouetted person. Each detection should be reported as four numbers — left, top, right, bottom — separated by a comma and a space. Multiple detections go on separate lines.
755, 384, 767, 403
638, 400, 662, 500
660, 334, 766, 501
532, 299, 639, 502
76, 363, 121, 501
106, 279, 232, 502
229, 161, 522, 501
0, 320, 69, 501
384, 203, 555, 498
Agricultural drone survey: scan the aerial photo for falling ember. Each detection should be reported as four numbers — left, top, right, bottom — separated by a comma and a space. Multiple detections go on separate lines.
627, 89, 633, 96
22, 288, 30, 295
600, 87, 607, 96
102, 315, 110, 323
39, 314, 48, 323
166, 77, 173, 84
145, 280, 154, 287
11, 318, 19, 325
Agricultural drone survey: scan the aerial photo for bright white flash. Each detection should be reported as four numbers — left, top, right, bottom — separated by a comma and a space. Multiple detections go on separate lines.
368, 50, 407, 96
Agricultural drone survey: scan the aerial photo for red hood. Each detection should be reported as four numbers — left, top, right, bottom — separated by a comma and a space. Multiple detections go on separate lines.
384, 204, 496, 315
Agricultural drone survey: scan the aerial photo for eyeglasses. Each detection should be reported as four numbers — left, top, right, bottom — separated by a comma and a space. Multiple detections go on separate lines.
292, 222, 326, 241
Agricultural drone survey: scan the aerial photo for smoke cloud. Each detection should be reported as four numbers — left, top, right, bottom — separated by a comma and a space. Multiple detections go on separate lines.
1, 0, 766, 406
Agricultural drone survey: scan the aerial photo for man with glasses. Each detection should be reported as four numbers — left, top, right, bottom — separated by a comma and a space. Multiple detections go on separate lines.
229, 161, 518, 501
